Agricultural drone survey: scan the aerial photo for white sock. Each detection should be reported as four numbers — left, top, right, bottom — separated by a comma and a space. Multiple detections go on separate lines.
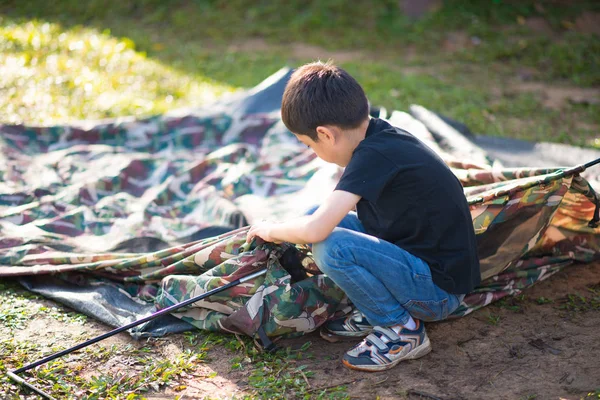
403, 316, 417, 330
391, 316, 417, 333
404, 315, 417, 331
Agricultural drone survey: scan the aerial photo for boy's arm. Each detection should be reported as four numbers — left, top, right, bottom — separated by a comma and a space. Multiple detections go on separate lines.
247, 190, 360, 245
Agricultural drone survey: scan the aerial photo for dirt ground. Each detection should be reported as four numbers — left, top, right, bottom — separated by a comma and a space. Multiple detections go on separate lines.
2, 260, 599, 400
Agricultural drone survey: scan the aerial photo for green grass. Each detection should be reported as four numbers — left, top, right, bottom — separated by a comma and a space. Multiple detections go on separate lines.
486, 312, 501, 326
535, 296, 553, 305
0, 280, 89, 327
0, 0, 598, 145
584, 389, 600, 399
0, 18, 234, 124
559, 286, 600, 313
199, 332, 349, 399
495, 294, 527, 312
0, 280, 195, 398
0, 280, 54, 329
0, 338, 200, 399
0, 282, 347, 399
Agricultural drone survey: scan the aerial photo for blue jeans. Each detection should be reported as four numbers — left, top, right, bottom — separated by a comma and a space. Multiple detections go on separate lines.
308, 207, 462, 327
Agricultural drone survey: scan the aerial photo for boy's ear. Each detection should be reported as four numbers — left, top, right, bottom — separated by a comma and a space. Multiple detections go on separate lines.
315, 126, 337, 143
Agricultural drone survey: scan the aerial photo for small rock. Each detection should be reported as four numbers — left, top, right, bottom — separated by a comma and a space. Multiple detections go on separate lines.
471, 36, 482, 46
574, 12, 600, 35
516, 67, 538, 82
399, 0, 442, 19
525, 16, 555, 36
568, 96, 600, 106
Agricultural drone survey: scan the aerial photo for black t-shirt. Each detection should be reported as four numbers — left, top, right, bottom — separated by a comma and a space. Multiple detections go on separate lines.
335, 118, 480, 294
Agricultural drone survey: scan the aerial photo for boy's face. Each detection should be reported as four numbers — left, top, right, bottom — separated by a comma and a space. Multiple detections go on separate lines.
294, 126, 352, 167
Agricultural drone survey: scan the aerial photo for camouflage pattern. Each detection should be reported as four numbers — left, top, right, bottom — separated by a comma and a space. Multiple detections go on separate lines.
1, 72, 600, 337
155, 240, 351, 337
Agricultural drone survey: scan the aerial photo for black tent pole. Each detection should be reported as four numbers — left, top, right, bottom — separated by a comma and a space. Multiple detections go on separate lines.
7, 268, 268, 399
584, 157, 600, 170
561, 157, 600, 176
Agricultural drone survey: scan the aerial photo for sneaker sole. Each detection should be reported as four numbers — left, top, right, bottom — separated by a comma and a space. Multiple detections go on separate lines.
342, 336, 432, 372
325, 328, 372, 338
320, 328, 366, 343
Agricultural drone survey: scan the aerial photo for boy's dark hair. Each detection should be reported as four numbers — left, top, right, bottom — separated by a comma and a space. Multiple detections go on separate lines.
281, 62, 369, 141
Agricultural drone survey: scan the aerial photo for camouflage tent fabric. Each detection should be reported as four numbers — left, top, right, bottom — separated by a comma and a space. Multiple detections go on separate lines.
1, 68, 599, 340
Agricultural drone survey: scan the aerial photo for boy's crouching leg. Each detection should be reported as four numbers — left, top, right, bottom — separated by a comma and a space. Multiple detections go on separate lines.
312, 230, 433, 371
311, 229, 409, 328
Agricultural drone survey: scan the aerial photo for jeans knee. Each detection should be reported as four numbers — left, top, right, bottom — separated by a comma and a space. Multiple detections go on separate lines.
311, 240, 330, 273
312, 230, 349, 274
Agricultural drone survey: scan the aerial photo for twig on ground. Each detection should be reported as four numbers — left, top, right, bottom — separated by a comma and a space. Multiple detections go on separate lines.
234, 333, 246, 353
558, 372, 569, 383
306, 378, 363, 393
457, 335, 476, 346
406, 389, 444, 400
252, 337, 263, 352
275, 361, 290, 378
298, 369, 311, 388
371, 376, 388, 386
475, 366, 508, 390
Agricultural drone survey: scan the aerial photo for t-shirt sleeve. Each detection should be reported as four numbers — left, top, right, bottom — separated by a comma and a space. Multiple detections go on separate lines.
335, 147, 398, 203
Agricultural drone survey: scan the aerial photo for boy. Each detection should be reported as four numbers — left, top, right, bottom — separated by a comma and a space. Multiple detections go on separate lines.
246, 62, 480, 372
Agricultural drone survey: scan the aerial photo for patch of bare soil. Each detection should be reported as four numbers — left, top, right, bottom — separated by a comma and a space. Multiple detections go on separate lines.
525, 16, 556, 37
574, 12, 600, 36
505, 82, 600, 109
227, 38, 273, 53
289, 43, 364, 63
273, 261, 600, 400
399, 0, 442, 20
442, 32, 475, 53
4, 261, 599, 399
515, 13, 600, 37
227, 38, 365, 63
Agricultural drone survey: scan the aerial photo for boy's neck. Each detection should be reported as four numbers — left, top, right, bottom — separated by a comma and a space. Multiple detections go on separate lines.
345, 118, 371, 152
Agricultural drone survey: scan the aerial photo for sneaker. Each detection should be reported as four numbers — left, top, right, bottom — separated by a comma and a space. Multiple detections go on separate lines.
325, 309, 373, 337
342, 320, 431, 372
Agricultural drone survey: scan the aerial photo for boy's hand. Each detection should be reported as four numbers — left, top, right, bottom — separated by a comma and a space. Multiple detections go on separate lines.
247, 221, 282, 244
245, 191, 360, 246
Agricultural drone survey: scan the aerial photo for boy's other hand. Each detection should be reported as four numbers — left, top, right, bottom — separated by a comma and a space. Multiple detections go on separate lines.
247, 221, 282, 244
